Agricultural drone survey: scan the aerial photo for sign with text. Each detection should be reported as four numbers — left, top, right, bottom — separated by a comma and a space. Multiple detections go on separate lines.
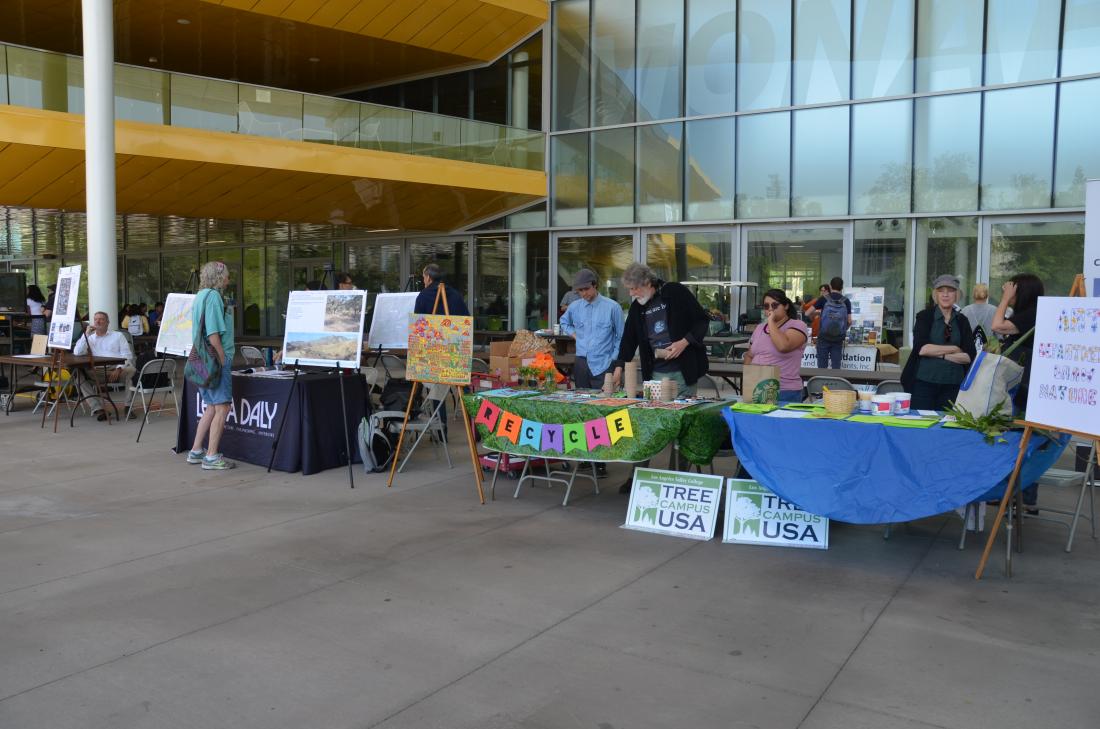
407, 313, 473, 385
368, 292, 419, 350
723, 479, 829, 549
1027, 296, 1100, 439
155, 292, 195, 356
1086, 179, 1099, 296
845, 286, 886, 333
282, 290, 367, 369
802, 343, 877, 371
623, 468, 723, 541
47, 264, 81, 350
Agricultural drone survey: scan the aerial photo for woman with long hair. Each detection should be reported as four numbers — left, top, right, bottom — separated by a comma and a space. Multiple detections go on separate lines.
744, 288, 809, 403
26, 284, 47, 335
185, 261, 236, 471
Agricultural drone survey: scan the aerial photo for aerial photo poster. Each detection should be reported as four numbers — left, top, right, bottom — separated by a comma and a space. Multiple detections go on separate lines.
281, 290, 368, 369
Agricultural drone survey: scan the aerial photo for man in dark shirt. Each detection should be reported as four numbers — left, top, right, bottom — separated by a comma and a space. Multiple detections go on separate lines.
414, 263, 470, 316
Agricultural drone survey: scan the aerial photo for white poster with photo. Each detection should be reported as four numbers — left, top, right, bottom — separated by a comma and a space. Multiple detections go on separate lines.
622, 468, 723, 541
368, 292, 419, 350
155, 293, 196, 356
281, 290, 368, 368
845, 287, 886, 333
723, 479, 829, 550
1026, 297, 1100, 439
47, 264, 81, 350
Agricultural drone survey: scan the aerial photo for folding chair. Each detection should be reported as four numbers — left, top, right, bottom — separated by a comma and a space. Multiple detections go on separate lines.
240, 345, 266, 368
396, 383, 453, 472
125, 358, 179, 422
805, 375, 855, 401
874, 380, 905, 395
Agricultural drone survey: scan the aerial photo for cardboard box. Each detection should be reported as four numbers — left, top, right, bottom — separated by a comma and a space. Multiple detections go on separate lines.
489, 355, 521, 382
489, 340, 512, 358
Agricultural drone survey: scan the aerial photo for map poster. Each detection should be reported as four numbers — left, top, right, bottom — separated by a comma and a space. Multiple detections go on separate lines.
723, 479, 829, 550
155, 293, 196, 356
368, 292, 419, 350
622, 468, 723, 541
281, 290, 368, 369
406, 313, 473, 385
47, 264, 81, 350
1027, 296, 1100, 439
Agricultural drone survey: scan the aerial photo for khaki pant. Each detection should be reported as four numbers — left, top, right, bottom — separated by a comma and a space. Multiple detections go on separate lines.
79, 366, 135, 414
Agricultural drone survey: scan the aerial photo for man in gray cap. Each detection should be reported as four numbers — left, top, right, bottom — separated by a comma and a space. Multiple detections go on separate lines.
559, 268, 624, 390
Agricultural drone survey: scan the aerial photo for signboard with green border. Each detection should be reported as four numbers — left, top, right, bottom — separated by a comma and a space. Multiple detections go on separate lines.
723, 479, 829, 550
622, 468, 723, 541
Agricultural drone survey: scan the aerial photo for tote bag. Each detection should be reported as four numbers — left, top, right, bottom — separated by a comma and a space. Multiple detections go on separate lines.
742, 363, 781, 404
953, 328, 1033, 417
183, 292, 222, 388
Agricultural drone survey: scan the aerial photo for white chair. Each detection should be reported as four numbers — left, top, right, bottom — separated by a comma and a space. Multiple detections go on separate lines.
239, 345, 266, 368
125, 358, 178, 422
875, 380, 905, 395
396, 382, 453, 472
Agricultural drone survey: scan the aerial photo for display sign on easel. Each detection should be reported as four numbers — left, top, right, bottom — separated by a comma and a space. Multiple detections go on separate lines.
844, 286, 886, 334
281, 290, 368, 368
367, 292, 419, 350
1024, 296, 1100, 438
154, 293, 196, 356
47, 264, 81, 350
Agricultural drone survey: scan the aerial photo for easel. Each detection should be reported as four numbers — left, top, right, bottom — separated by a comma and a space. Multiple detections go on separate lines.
40, 329, 115, 433
386, 282, 485, 503
974, 274, 1093, 579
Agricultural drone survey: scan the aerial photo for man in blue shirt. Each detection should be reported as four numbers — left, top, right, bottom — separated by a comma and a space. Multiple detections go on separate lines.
559, 268, 624, 390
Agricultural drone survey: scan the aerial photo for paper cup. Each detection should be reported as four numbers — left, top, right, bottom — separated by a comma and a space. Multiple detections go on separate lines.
857, 390, 873, 413
892, 392, 911, 415
871, 394, 894, 415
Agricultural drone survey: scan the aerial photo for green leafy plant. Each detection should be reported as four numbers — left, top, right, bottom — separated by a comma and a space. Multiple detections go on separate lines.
517, 365, 557, 391
944, 399, 1015, 444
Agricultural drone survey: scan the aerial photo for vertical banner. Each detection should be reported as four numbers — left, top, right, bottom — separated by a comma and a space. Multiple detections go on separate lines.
622, 468, 723, 541
723, 479, 829, 549
47, 264, 82, 350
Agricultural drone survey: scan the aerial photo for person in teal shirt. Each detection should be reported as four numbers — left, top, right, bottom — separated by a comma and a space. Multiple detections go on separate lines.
187, 260, 236, 471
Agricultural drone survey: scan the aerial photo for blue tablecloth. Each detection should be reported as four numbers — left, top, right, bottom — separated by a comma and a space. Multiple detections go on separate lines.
722, 410, 1068, 524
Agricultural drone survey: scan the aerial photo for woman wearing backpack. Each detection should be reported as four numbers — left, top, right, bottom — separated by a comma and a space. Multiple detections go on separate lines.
901, 274, 976, 411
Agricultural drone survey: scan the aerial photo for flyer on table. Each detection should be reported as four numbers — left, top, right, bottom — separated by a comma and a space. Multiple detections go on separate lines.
1027, 296, 1100, 439
723, 479, 829, 550
281, 290, 367, 369
47, 264, 81, 350
623, 468, 723, 541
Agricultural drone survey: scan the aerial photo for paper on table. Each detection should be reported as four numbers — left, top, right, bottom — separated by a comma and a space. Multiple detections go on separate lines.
765, 408, 810, 419
9, 354, 46, 358
917, 410, 939, 417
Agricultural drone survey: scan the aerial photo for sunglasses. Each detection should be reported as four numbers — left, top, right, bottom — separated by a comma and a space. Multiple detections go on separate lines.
762, 302, 783, 310
943, 323, 953, 343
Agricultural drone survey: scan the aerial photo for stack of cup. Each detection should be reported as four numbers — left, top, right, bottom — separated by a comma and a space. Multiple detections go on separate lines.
871, 394, 894, 415
857, 390, 874, 413
659, 377, 678, 402
602, 372, 615, 396
892, 392, 912, 415
624, 361, 640, 397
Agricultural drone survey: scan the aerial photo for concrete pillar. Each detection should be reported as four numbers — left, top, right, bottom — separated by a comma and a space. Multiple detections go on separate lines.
82, 0, 118, 328
511, 233, 528, 330
511, 51, 529, 168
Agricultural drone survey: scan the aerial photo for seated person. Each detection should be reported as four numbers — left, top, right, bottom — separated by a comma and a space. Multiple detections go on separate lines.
73, 311, 136, 421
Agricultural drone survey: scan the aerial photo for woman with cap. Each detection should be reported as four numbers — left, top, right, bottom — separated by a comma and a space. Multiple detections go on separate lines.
901, 274, 976, 411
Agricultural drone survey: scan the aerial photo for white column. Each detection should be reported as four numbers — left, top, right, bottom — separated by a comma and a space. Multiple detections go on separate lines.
511, 51, 529, 168
511, 233, 528, 331
82, 0, 118, 328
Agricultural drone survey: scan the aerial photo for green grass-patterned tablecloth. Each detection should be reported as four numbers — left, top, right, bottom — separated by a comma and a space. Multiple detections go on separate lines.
462, 394, 730, 465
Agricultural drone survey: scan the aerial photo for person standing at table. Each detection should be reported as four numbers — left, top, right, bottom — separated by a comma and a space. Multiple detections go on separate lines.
559, 268, 624, 390
73, 311, 135, 421
744, 289, 809, 403
186, 261, 236, 471
960, 283, 998, 345
810, 277, 851, 369
901, 274, 976, 411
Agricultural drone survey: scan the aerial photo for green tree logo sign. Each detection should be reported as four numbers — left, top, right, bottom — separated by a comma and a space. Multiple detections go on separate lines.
730, 494, 763, 536
633, 483, 661, 524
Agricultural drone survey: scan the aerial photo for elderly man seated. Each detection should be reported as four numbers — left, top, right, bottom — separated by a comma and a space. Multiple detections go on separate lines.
72, 311, 135, 421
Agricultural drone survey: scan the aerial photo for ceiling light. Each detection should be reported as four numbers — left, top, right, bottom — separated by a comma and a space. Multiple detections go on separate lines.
176, 18, 191, 25
367, 228, 398, 233
308, 57, 320, 63
148, 56, 158, 63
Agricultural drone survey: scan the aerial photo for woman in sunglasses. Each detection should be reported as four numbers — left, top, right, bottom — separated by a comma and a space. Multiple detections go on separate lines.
744, 289, 809, 403
902, 274, 976, 410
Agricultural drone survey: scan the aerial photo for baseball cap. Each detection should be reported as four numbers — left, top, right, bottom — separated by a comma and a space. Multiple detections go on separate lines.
573, 268, 598, 289
931, 274, 960, 290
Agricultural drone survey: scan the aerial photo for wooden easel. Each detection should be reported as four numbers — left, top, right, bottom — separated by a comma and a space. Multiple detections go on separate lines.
386, 282, 485, 504
974, 274, 1093, 579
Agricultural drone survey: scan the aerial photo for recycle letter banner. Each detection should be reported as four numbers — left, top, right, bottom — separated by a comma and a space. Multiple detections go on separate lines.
473, 401, 633, 455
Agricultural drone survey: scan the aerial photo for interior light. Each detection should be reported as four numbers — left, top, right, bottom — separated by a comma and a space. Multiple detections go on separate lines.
308, 57, 321, 63
177, 18, 191, 25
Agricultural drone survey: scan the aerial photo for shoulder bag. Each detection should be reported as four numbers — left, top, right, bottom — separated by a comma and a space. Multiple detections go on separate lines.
183, 291, 222, 388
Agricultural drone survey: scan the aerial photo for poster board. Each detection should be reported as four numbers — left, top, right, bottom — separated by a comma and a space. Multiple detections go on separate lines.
622, 468, 723, 541
46, 264, 81, 350
281, 290, 368, 369
1087, 179, 1100, 297
155, 293, 196, 356
368, 292, 419, 350
723, 479, 829, 550
802, 343, 877, 371
844, 286, 886, 333
406, 313, 473, 385
1025, 296, 1100, 439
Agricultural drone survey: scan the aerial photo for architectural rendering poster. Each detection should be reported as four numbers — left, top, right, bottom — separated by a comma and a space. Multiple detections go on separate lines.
155, 293, 196, 356
406, 313, 473, 385
723, 479, 829, 550
281, 290, 367, 369
367, 292, 419, 350
1026, 296, 1100, 439
622, 468, 723, 541
47, 264, 81, 350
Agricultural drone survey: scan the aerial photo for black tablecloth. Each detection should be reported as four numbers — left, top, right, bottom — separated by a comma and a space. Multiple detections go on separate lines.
178, 372, 366, 475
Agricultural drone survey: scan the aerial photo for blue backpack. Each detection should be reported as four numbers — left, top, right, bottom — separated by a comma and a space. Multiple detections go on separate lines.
819, 294, 849, 342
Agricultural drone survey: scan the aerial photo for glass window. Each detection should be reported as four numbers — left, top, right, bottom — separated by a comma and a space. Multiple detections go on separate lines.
170, 75, 237, 133
915, 0, 983, 92
125, 214, 160, 250
238, 85, 303, 141
592, 127, 635, 224
359, 106, 414, 155
6, 47, 83, 113
985, 0, 1060, 85
303, 96, 359, 146
981, 85, 1055, 210
738, 0, 791, 110
436, 72, 470, 119
115, 66, 168, 124
510, 231, 550, 331
411, 113, 462, 159
592, 0, 637, 127
793, 0, 850, 105
637, 0, 684, 122
851, 100, 912, 215
62, 211, 87, 255
510, 34, 543, 131
685, 117, 735, 221
553, 0, 591, 131
551, 133, 590, 226
736, 111, 790, 219
161, 216, 200, 247
792, 106, 849, 217
1055, 78, 1100, 207
125, 255, 159, 309
646, 231, 734, 328
746, 227, 844, 307
473, 60, 509, 126
637, 123, 683, 223
241, 247, 264, 336
988, 220, 1086, 299
401, 78, 435, 113
35, 210, 62, 257
1063, 0, 1100, 76
686, 0, 736, 116
913, 93, 980, 212
409, 239, 470, 305
852, 0, 914, 99
265, 245, 290, 335
346, 240, 401, 326
205, 219, 242, 247
914, 217, 977, 312
8, 208, 33, 258
161, 252, 198, 297
0, 47, 7, 105
556, 234, 635, 311
853, 219, 909, 347
473, 236, 510, 331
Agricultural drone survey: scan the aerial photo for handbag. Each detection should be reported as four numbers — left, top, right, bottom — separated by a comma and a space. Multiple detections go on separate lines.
183, 291, 222, 388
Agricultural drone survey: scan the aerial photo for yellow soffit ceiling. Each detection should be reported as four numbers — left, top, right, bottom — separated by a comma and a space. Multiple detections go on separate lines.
0, 106, 546, 233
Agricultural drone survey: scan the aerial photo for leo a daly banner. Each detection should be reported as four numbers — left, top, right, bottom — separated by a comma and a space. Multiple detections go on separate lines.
723, 479, 829, 549
622, 468, 723, 541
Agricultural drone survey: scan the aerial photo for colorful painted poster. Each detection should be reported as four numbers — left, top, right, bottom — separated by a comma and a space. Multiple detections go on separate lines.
155, 292, 196, 356
406, 313, 473, 385
47, 264, 81, 350
723, 479, 829, 550
282, 290, 368, 368
1028, 297, 1100, 439
622, 468, 723, 541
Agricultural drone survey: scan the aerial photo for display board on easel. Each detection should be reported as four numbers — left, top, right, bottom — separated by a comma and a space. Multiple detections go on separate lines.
47, 264, 81, 350
367, 292, 419, 350
154, 293, 196, 356
281, 290, 368, 368
844, 286, 886, 336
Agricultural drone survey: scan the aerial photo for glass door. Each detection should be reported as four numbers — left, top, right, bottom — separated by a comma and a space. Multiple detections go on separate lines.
982, 216, 1086, 300
407, 237, 472, 309
741, 225, 848, 327
551, 231, 637, 324
290, 258, 331, 291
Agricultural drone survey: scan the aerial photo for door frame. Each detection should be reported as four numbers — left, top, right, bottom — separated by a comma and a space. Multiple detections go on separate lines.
978, 212, 1085, 286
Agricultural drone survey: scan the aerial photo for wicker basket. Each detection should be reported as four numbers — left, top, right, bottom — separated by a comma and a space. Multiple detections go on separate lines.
823, 389, 857, 415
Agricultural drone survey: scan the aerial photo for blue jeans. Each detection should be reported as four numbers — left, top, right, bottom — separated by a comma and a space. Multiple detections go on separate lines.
199, 361, 233, 405
778, 389, 803, 403
816, 340, 843, 369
